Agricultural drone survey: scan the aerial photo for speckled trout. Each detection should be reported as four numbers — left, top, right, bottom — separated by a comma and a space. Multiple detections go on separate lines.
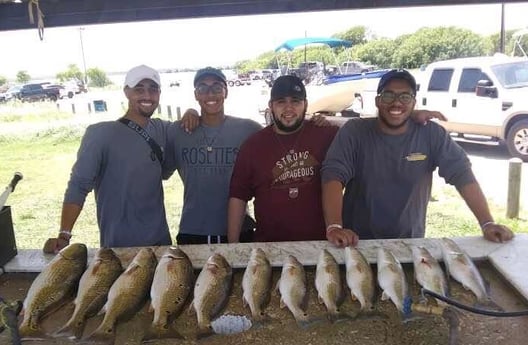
19, 243, 87, 338
144, 246, 194, 341
410, 245, 449, 305
242, 248, 272, 323
345, 246, 376, 313
84, 247, 157, 343
440, 238, 496, 307
278, 255, 312, 327
54, 247, 122, 339
190, 253, 232, 339
315, 249, 344, 322
377, 247, 412, 316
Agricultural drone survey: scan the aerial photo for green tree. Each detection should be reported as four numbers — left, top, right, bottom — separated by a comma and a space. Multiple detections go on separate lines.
0, 75, 6, 86
56, 64, 84, 83
16, 70, 30, 84
392, 27, 485, 68
333, 26, 369, 45
348, 39, 399, 68
86, 68, 112, 87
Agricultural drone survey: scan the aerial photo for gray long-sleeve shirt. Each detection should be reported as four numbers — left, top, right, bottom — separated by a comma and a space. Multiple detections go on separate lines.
321, 118, 475, 239
64, 118, 171, 247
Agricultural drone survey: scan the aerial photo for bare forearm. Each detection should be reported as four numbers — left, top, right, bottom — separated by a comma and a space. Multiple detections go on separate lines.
322, 180, 345, 227
227, 197, 247, 243
457, 182, 493, 225
60, 202, 83, 233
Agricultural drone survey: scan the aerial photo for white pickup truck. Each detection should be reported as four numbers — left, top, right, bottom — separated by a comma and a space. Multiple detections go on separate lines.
353, 55, 528, 161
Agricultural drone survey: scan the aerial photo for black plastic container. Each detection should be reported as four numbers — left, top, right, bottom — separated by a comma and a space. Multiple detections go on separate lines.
0, 206, 17, 267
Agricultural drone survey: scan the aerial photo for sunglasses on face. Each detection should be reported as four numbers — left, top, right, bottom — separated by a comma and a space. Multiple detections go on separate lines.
378, 91, 415, 104
195, 83, 225, 95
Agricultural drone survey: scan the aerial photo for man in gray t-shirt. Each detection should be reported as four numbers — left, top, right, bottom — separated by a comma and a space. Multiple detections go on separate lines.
321, 69, 514, 247
44, 65, 172, 252
164, 67, 262, 244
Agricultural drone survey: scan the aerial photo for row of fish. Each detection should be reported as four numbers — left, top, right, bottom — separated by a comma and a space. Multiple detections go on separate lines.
17, 237, 494, 342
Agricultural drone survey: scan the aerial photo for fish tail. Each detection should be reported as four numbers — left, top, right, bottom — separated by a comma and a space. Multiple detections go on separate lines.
196, 324, 215, 340
328, 311, 353, 324
295, 314, 324, 329
53, 316, 85, 339
475, 298, 503, 312
142, 323, 184, 342
83, 322, 116, 344
18, 320, 48, 340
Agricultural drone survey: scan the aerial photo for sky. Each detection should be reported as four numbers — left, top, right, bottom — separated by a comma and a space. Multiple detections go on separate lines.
1, 2, 528, 79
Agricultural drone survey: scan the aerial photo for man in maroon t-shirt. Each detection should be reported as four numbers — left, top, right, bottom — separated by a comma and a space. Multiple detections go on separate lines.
227, 75, 338, 242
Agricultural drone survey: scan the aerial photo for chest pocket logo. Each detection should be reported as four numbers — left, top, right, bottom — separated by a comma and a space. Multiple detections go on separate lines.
405, 152, 427, 162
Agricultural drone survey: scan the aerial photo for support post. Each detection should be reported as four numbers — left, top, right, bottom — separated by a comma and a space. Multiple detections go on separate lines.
167, 105, 172, 120
71, 103, 76, 114
176, 106, 181, 120
506, 158, 522, 218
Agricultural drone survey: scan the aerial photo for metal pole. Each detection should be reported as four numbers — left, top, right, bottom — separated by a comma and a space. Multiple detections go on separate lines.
79, 27, 88, 84
500, 3, 506, 54
506, 158, 522, 219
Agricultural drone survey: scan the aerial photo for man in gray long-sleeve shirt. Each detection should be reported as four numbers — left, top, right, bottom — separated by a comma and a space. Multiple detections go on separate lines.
44, 65, 172, 251
321, 69, 514, 247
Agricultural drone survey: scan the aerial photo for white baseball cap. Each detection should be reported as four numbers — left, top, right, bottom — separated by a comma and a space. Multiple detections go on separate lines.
124, 65, 161, 88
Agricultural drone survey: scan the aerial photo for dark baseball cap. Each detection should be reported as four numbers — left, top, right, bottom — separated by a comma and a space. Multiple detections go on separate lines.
270, 75, 306, 101
377, 69, 417, 95
194, 67, 227, 87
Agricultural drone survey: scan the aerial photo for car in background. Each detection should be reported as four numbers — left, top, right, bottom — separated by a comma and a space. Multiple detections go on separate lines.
0, 85, 22, 102
19, 83, 60, 102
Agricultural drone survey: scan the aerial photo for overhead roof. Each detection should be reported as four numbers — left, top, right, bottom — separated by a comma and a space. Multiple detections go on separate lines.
0, 0, 522, 32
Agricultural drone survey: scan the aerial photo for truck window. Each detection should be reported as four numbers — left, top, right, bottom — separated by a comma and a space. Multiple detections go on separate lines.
458, 68, 489, 92
428, 69, 453, 91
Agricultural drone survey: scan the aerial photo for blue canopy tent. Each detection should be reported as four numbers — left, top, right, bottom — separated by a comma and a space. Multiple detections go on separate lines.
273, 37, 353, 83
274, 37, 353, 51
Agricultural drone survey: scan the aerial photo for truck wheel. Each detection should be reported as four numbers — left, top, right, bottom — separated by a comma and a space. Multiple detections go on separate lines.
506, 120, 528, 161
235, 80, 241, 86
68, 92, 74, 98
228, 81, 234, 87
49, 94, 58, 102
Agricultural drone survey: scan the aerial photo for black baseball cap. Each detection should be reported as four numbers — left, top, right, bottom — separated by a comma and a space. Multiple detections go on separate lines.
377, 69, 417, 95
270, 75, 306, 101
194, 67, 227, 87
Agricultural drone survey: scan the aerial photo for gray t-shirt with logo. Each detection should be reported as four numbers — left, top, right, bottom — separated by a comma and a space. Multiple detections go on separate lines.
321, 118, 474, 239
165, 115, 262, 236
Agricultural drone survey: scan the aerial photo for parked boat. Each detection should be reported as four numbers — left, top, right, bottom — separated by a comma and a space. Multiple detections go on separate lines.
273, 37, 388, 115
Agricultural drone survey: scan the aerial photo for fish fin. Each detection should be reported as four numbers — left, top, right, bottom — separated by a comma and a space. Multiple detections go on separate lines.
147, 302, 153, 313
187, 300, 195, 315
380, 291, 389, 301
242, 296, 248, 308
142, 323, 185, 342
279, 298, 286, 309
97, 303, 107, 316
317, 295, 324, 305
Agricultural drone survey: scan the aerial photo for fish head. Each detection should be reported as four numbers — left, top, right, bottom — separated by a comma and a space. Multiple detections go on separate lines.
164, 246, 190, 261
94, 247, 119, 262
59, 243, 87, 262
205, 254, 232, 276
284, 255, 302, 268
133, 247, 158, 270
318, 249, 336, 266
249, 248, 269, 266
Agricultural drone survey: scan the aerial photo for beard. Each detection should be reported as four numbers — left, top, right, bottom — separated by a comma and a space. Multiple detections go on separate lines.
271, 111, 305, 133
378, 112, 410, 130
